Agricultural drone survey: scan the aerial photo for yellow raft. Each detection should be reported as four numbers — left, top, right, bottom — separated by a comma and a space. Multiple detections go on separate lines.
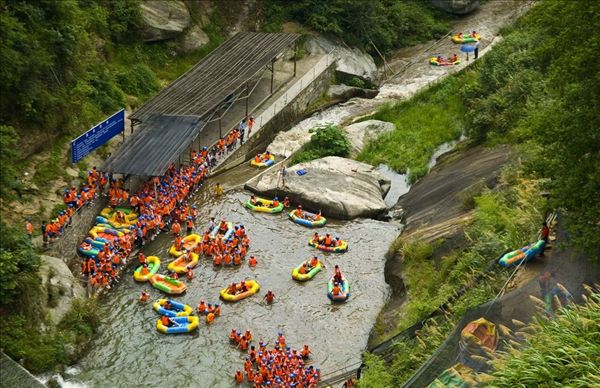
100, 207, 138, 222
133, 256, 161, 282
156, 316, 199, 334
219, 280, 260, 302
167, 252, 200, 274
250, 154, 275, 168
169, 234, 201, 257
150, 274, 187, 295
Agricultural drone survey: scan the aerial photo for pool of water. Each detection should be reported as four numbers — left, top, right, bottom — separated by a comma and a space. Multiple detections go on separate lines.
68, 174, 400, 387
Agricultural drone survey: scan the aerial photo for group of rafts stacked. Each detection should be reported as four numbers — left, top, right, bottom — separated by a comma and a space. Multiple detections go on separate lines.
246, 195, 351, 303
78, 207, 138, 288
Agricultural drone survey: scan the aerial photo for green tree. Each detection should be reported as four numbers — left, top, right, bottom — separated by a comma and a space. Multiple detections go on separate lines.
0, 125, 18, 200
290, 124, 351, 165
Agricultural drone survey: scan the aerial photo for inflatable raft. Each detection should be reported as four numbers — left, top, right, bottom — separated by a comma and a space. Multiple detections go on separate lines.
209, 222, 234, 241
84, 237, 106, 250
451, 33, 480, 44
308, 237, 348, 253
499, 240, 545, 267
219, 280, 260, 302
99, 207, 138, 222
153, 299, 193, 317
150, 274, 187, 295
245, 198, 284, 213
169, 234, 201, 257
250, 153, 275, 168
133, 256, 161, 282
327, 275, 350, 302
95, 215, 135, 230
292, 260, 323, 281
78, 242, 99, 258
289, 210, 327, 228
167, 252, 199, 274
156, 315, 199, 334
89, 225, 125, 240
430, 57, 461, 66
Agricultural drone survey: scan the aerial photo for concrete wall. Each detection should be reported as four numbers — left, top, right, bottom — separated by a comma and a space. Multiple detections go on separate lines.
0, 352, 44, 388
213, 62, 336, 174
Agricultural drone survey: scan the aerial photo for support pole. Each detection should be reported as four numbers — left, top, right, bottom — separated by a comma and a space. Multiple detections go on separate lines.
270, 58, 276, 95
245, 83, 249, 116
293, 43, 297, 77
219, 117, 222, 138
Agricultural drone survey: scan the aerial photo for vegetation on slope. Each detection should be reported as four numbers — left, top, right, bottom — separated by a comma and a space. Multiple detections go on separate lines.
289, 124, 351, 165
261, 0, 451, 55
488, 290, 600, 387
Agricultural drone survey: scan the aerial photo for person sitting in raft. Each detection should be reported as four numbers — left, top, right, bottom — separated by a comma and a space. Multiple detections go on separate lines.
311, 232, 320, 243
239, 281, 248, 293
228, 282, 237, 295
163, 300, 173, 311
140, 263, 150, 276
294, 205, 303, 218
309, 256, 319, 268
219, 219, 228, 232
470, 30, 477, 38
437, 55, 444, 63
139, 291, 149, 303
263, 151, 271, 161
313, 210, 322, 221
254, 154, 262, 163
264, 290, 275, 304
167, 270, 179, 279
332, 282, 342, 297
333, 265, 343, 283
250, 195, 258, 205
299, 263, 308, 275
283, 196, 290, 208
324, 233, 333, 247
300, 345, 311, 359
449, 53, 458, 63
183, 249, 192, 262
271, 196, 280, 208
334, 237, 341, 247
115, 210, 126, 223
161, 315, 176, 328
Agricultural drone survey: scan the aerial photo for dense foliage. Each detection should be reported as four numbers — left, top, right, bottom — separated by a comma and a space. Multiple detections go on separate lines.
289, 124, 351, 165
0, 222, 41, 305
489, 291, 600, 386
262, 0, 450, 55
0, 125, 18, 199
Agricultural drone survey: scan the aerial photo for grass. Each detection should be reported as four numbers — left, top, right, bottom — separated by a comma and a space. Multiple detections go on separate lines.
357, 72, 476, 183
488, 289, 600, 386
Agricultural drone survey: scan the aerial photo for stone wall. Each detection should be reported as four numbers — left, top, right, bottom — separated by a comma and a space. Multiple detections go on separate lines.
45, 198, 106, 267
213, 62, 336, 174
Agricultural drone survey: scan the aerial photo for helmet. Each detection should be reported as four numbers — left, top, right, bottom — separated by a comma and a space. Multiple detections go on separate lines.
336, 237, 340, 240
274, 196, 278, 200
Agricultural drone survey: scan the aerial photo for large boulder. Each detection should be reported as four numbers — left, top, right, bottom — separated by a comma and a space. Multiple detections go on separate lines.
141, 0, 191, 42
306, 36, 377, 82
431, 0, 480, 15
327, 84, 379, 101
39, 255, 86, 324
245, 156, 390, 219
180, 25, 210, 53
343, 120, 395, 156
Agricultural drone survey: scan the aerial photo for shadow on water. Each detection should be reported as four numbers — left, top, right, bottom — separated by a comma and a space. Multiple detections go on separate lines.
68, 167, 400, 387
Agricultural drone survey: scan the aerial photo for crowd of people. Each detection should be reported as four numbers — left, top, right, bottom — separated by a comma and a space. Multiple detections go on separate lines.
233, 332, 320, 387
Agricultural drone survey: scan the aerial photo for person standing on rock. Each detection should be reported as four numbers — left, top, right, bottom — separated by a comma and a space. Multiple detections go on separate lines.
25, 218, 33, 239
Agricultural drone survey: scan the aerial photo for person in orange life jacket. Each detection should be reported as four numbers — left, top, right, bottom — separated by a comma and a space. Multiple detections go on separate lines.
264, 290, 275, 304
214, 304, 221, 316
186, 266, 194, 280
161, 315, 175, 327
332, 282, 341, 296
197, 300, 206, 314
254, 154, 262, 163
249, 256, 257, 267
138, 252, 146, 264
271, 196, 280, 208
140, 263, 150, 276
139, 291, 149, 302
186, 216, 194, 233
219, 219, 228, 232
171, 221, 181, 236
300, 345, 311, 358
234, 370, 244, 384
239, 281, 248, 293
313, 210, 322, 221
299, 263, 308, 274
228, 282, 237, 295
294, 205, 303, 218
283, 196, 290, 208
25, 218, 33, 239
334, 236, 341, 247
309, 256, 320, 268
167, 270, 179, 280
311, 232, 320, 243
229, 328, 238, 341
324, 234, 332, 246
250, 194, 258, 205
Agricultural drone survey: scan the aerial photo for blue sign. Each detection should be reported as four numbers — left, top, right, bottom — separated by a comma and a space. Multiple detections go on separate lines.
71, 109, 125, 163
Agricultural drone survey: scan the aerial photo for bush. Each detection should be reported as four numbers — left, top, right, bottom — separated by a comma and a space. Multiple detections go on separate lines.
289, 124, 351, 165
0, 125, 18, 200
116, 63, 160, 98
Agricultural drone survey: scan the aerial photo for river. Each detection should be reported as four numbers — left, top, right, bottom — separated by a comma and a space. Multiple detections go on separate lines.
64, 165, 400, 387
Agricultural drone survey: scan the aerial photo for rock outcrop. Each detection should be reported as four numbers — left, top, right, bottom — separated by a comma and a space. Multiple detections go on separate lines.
305, 36, 377, 82
39, 255, 86, 324
141, 0, 191, 42
327, 84, 379, 101
245, 156, 390, 219
343, 120, 395, 156
431, 0, 480, 15
180, 25, 210, 53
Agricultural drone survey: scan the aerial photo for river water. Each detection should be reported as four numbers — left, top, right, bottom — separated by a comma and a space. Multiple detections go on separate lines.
66, 166, 400, 387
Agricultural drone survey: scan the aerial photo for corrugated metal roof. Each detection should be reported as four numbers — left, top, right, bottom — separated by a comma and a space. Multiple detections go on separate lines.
100, 114, 202, 176
130, 32, 300, 122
